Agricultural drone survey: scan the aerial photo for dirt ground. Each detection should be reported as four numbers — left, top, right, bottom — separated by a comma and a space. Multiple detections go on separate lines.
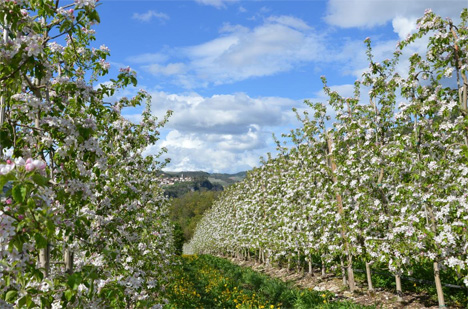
227, 257, 449, 308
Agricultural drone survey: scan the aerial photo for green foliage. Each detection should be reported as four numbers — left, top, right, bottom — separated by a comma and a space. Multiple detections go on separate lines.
169, 191, 220, 241
163, 178, 222, 198
172, 222, 185, 255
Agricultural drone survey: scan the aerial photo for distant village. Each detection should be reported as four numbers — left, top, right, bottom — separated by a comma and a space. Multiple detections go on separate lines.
160, 174, 194, 186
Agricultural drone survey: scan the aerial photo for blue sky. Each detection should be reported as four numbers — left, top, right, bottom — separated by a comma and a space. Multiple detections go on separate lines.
92, 0, 466, 173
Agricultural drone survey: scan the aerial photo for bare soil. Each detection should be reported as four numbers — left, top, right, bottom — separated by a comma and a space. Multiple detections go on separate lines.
226, 257, 451, 308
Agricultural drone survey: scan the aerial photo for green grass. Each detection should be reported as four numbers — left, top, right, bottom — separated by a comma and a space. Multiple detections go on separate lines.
165, 254, 371, 308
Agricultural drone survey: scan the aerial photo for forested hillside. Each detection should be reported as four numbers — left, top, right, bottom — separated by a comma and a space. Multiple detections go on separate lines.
160, 171, 245, 198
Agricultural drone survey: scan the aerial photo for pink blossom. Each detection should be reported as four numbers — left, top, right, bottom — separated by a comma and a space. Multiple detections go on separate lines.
32, 159, 46, 170
25, 162, 35, 172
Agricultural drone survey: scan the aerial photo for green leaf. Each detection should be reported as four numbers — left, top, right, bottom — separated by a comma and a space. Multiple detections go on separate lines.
13, 237, 23, 252
0, 175, 9, 191
31, 173, 48, 186
5, 290, 18, 302
33, 269, 44, 281
64, 289, 74, 301
12, 185, 27, 203
34, 233, 48, 249
67, 273, 82, 290
0, 128, 13, 148
17, 295, 28, 308
27, 198, 36, 209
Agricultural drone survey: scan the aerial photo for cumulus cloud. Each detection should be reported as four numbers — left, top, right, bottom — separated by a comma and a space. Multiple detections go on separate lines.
151, 131, 262, 173
131, 16, 326, 87
392, 16, 419, 40
324, 0, 465, 29
132, 10, 169, 23
324, 0, 466, 41
186, 18, 324, 85
150, 91, 297, 134
146, 91, 301, 172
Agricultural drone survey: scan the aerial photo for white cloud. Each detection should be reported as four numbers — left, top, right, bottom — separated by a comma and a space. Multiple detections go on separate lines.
266, 16, 312, 31
185, 19, 324, 85
145, 91, 301, 172
132, 10, 169, 23
150, 91, 297, 134
324, 0, 465, 29
195, 0, 238, 9
392, 16, 418, 40
155, 132, 262, 173
130, 15, 327, 87
143, 63, 187, 76
324, 0, 466, 40
126, 53, 168, 64
153, 130, 267, 173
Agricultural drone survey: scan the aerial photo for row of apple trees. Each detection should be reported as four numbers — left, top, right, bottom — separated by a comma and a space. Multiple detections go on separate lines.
0, 0, 175, 307
187, 9, 468, 307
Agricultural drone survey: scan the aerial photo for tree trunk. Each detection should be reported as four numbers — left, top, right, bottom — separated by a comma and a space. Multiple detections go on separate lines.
0, 18, 8, 155
395, 274, 403, 302
39, 244, 50, 277
64, 248, 74, 274
297, 250, 301, 272
326, 137, 355, 292
287, 256, 291, 272
308, 254, 313, 275
366, 261, 374, 293
321, 258, 326, 276
433, 261, 445, 307
340, 257, 347, 286
347, 254, 355, 292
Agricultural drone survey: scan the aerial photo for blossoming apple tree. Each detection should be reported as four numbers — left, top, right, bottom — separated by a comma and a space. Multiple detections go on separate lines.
187, 9, 468, 307
0, 0, 175, 307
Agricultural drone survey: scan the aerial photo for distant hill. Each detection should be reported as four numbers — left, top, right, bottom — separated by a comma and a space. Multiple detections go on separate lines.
160, 171, 246, 198
162, 171, 210, 178
208, 171, 247, 187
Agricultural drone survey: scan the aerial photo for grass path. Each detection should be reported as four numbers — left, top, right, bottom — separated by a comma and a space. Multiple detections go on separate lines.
164, 255, 368, 308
